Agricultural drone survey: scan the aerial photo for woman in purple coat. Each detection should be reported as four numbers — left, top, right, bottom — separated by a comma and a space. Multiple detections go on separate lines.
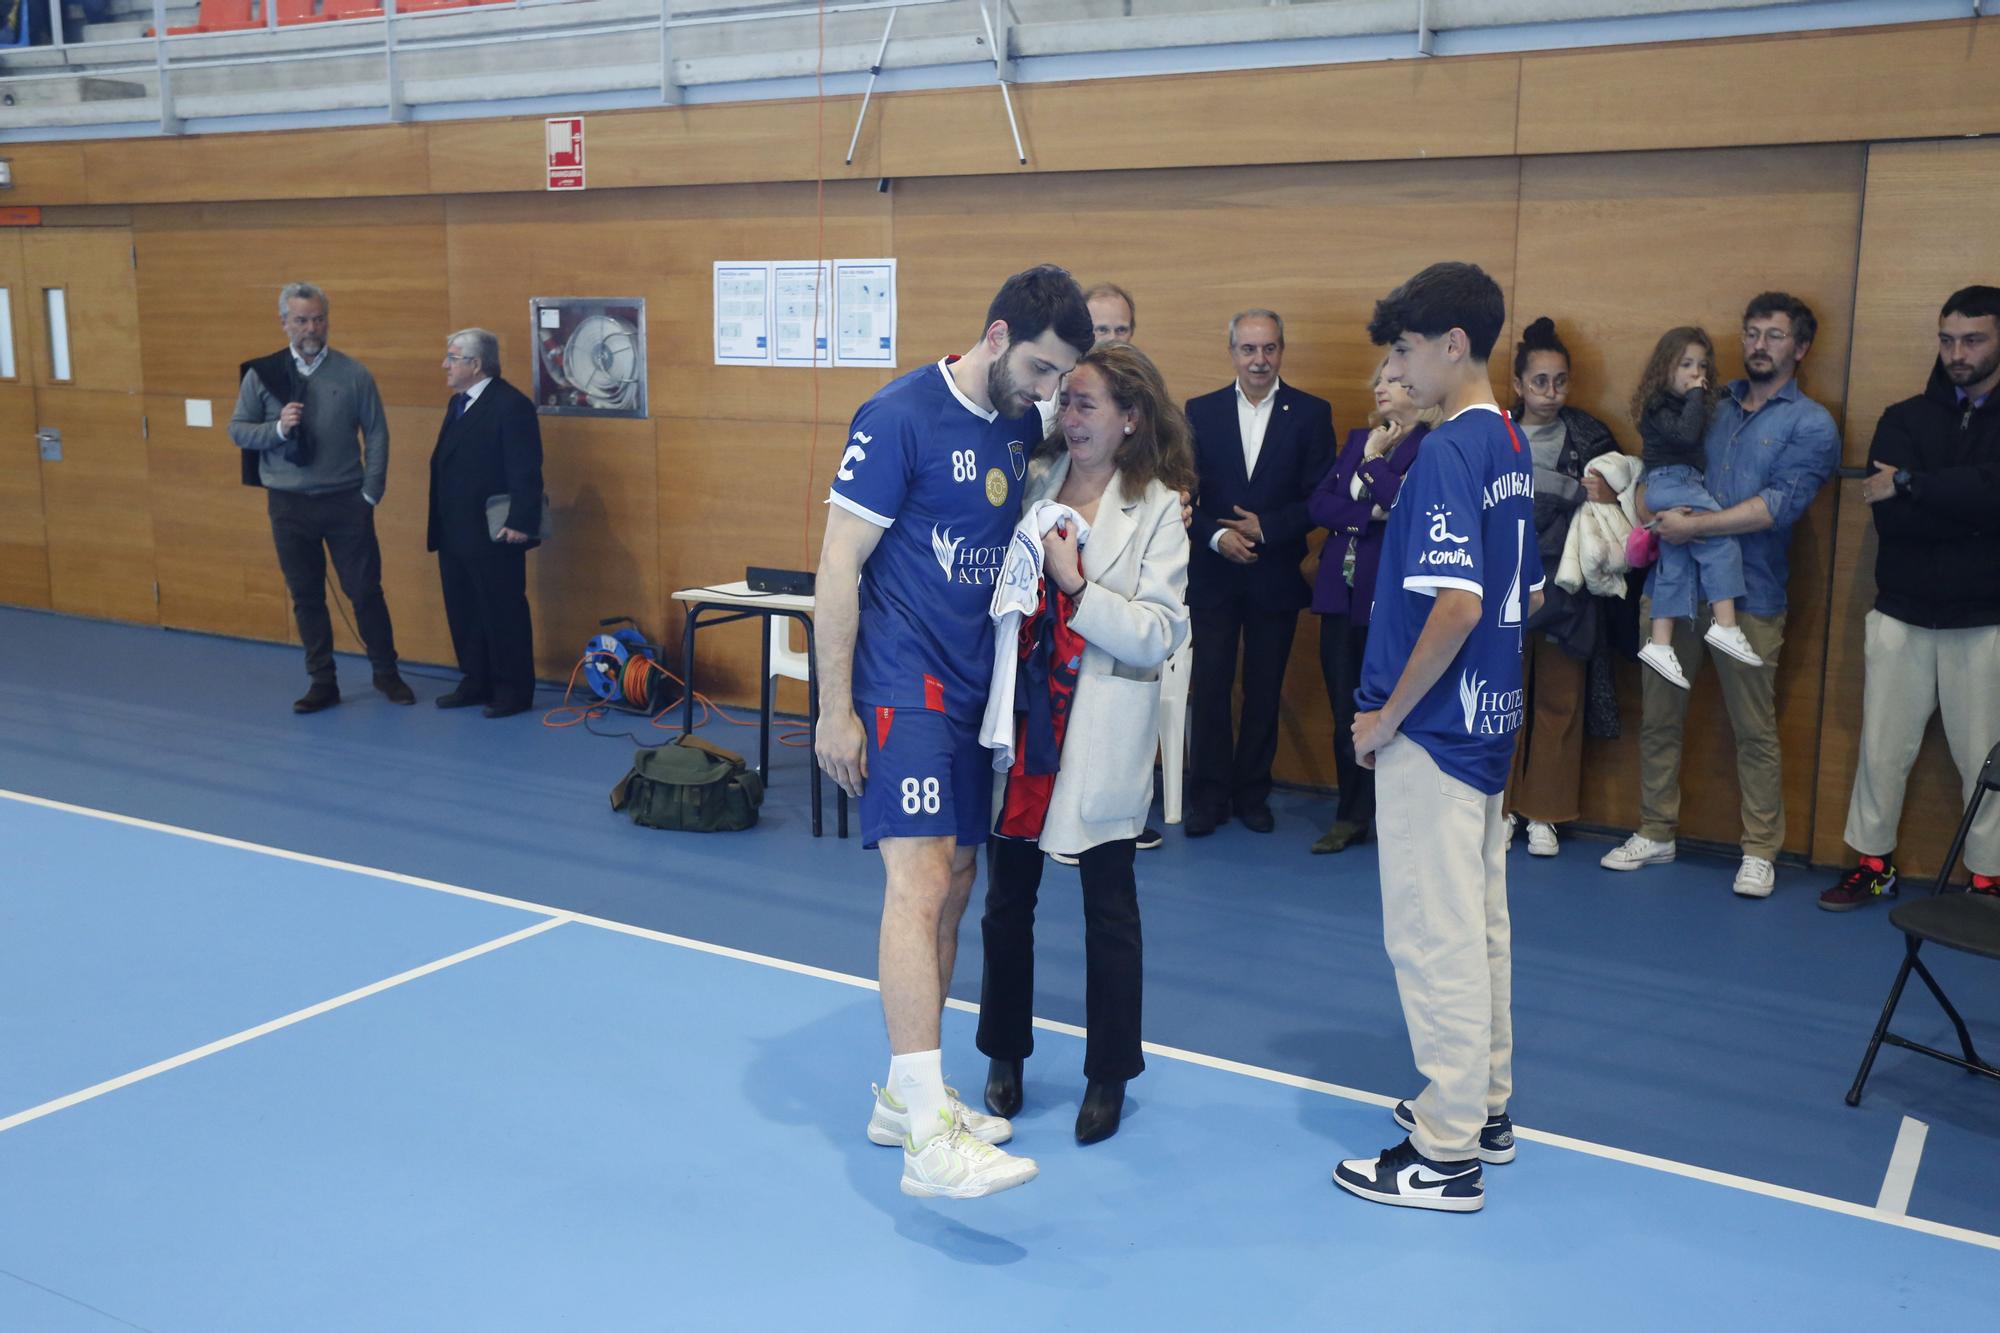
1306, 361, 1441, 853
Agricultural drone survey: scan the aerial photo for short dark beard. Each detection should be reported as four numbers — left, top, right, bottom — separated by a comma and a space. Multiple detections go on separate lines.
1744, 359, 1777, 384
987, 351, 1024, 417
1946, 348, 2000, 388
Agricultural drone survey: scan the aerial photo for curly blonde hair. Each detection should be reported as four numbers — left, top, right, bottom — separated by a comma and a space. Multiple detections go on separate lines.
1630, 326, 1717, 424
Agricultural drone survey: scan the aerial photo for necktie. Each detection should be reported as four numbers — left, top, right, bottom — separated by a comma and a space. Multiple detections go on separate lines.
449, 392, 468, 423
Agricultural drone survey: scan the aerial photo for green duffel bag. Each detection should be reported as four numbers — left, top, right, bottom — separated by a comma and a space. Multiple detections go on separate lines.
609, 735, 765, 832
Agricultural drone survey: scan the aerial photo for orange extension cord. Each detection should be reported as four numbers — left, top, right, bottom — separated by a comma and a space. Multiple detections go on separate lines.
540, 648, 809, 746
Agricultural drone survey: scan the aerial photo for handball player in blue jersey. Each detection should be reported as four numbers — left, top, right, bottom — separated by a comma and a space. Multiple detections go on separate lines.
816, 266, 1094, 1198
1331, 262, 1546, 1214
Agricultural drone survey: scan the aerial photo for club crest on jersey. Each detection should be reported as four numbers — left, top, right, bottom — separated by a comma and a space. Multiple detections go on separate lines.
1007, 439, 1027, 480
985, 468, 1008, 507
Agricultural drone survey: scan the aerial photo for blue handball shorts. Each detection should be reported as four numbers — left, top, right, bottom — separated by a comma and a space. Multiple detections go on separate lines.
857, 703, 995, 849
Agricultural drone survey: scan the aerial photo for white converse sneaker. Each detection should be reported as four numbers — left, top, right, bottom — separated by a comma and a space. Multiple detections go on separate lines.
1601, 832, 1676, 871
1733, 855, 1776, 899
1638, 642, 1692, 690
1703, 621, 1765, 667
1526, 821, 1559, 857
901, 1109, 1039, 1199
868, 1083, 1011, 1147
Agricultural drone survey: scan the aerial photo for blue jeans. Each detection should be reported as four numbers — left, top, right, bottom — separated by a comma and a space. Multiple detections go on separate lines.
1642, 464, 1746, 621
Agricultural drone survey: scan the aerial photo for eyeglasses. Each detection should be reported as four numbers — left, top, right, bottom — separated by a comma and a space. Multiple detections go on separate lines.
1742, 329, 1793, 347
443, 353, 476, 362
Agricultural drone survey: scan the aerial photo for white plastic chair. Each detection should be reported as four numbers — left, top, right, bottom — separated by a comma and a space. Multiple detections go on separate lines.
770, 615, 810, 687
1157, 635, 1192, 824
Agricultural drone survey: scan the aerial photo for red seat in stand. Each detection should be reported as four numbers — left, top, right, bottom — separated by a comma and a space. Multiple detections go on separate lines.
161, 0, 261, 35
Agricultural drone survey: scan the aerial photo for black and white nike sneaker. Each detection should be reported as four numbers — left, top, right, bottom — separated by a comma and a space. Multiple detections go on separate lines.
1391, 1100, 1516, 1164
1333, 1137, 1484, 1212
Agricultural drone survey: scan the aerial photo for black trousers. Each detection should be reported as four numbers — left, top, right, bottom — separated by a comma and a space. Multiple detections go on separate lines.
437, 544, 535, 707
267, 486, 398, 684
1188, 600, 1299, 816
1317, 611, 1375, 830
978, 836, 1144, 1082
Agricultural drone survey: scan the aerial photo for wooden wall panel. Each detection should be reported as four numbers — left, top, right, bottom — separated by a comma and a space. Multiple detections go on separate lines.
1518, 19, 2000, 155
0, 142, 91, 207
891, 158, 1522, 788
1511, 145, 1863, 856
20, 227, 141, 393
1810, 138, 2000, 876
144, 393, 292, 643
427, 96, 880, 196
133, 197, 451, 408
443, 183, 893, 428
34, 389, 156, 625
81, 127, 431, 205
879, 57, 1520, 180
0, 386, 51, 610
529, 415, 661, 683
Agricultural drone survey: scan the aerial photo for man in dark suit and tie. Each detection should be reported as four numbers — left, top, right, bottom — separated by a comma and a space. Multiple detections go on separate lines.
429, 327, 545, 719
1183, 308, 1336, 836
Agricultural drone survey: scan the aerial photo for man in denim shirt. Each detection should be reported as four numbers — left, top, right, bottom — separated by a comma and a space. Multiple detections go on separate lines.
1601, 293, 1838, 898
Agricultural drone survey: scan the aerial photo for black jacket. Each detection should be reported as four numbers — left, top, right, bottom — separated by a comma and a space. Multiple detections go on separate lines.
1867, 360, 2000, 629
1185, 381, 1337, 611
427, 376, 545, 556
1524, 405, 1619, 655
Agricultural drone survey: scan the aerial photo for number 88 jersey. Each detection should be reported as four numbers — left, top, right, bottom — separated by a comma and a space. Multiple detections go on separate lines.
827, 357, 1038, 721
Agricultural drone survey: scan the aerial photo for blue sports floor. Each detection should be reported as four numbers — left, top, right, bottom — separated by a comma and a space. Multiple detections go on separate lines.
1, 606, 1996, 1329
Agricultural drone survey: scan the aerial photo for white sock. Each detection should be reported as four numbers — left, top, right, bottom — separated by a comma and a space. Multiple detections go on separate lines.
889, 1049, 949, 1147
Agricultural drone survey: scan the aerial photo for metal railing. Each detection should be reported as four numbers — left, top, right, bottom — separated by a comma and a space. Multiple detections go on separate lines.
3, 0, 966, 132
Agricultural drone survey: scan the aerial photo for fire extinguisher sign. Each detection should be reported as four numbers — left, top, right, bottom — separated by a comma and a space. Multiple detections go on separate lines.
546, 117, 585, 191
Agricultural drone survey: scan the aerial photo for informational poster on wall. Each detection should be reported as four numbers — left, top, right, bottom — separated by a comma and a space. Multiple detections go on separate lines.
772, 261, 833, 367
832, 258, 897, 367
546, 117, 585, 191
713, 263, 772, 365
711, 259, 898, 369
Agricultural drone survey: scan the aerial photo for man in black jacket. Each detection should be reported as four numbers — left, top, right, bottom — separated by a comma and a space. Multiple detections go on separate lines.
1183, 309, 1337, 836
1822, 284, 2000, 909
428, 327, 546, 719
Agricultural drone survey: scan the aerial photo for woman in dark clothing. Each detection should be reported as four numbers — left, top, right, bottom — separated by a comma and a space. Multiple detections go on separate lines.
1305, 360, 1439, 854
1503, 317, 1622, 859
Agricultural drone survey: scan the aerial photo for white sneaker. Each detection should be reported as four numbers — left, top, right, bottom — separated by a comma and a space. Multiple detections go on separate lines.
1601, 832, 1676, 871
1504, 814, 1518, 852
1638, 643, 1692, 690
868, 1083, 1011, 1147
1704, 622, 1765, 667
901, 1109, 1039, 1199
1527, 821, 1559, 857
1733, 855, 1776, 899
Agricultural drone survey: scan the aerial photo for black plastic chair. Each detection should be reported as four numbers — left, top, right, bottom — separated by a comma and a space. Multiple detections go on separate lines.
1847, 740, 2000, 1106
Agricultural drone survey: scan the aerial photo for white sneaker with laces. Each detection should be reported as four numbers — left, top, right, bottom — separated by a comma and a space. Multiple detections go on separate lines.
1733, 855, 1776, 898
1526, 821, 1559, 857
1601, 832, 1676, 871
901, 1109, 1039, 1199
868, 1083, 1011, 1146
1704, 621, 1765, 667
1638, 642, 1692, 689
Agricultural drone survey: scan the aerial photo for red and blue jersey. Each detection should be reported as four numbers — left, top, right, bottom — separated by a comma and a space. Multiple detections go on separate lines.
1356, 404, 1545, 794
828, 357, 1038, 721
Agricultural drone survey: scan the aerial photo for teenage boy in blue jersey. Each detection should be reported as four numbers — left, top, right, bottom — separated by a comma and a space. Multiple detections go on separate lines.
816, 266, 1094, 1199
1333, 262, 1545, 1214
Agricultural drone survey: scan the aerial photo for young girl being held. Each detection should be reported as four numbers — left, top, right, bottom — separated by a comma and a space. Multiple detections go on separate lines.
1631, 327, 1764, 689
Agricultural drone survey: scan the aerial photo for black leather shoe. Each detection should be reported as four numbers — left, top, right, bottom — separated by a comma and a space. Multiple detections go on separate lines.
435, 688, 490, 710
1075, 1079, 1126, 1145
985, 1057, 1023, 1119
1237, 804, 1275, 834
482, 700, 531, 719
373, 674, 416, 706
292, 682, 340, 714
1184, 807, 1225, 838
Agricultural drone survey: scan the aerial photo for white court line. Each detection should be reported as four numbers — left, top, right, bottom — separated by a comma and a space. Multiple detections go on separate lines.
4, 786, 1998, 1254
0, 915, 569, 1136
1876, 1116, 1930, 1216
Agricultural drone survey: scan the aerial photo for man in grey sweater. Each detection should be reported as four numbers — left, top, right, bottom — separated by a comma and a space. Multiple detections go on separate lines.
229, 282, 413, 712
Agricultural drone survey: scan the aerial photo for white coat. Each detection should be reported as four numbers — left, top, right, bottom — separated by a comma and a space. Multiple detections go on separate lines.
1555, 451, 1645, 598
992, 453, 1191, 856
